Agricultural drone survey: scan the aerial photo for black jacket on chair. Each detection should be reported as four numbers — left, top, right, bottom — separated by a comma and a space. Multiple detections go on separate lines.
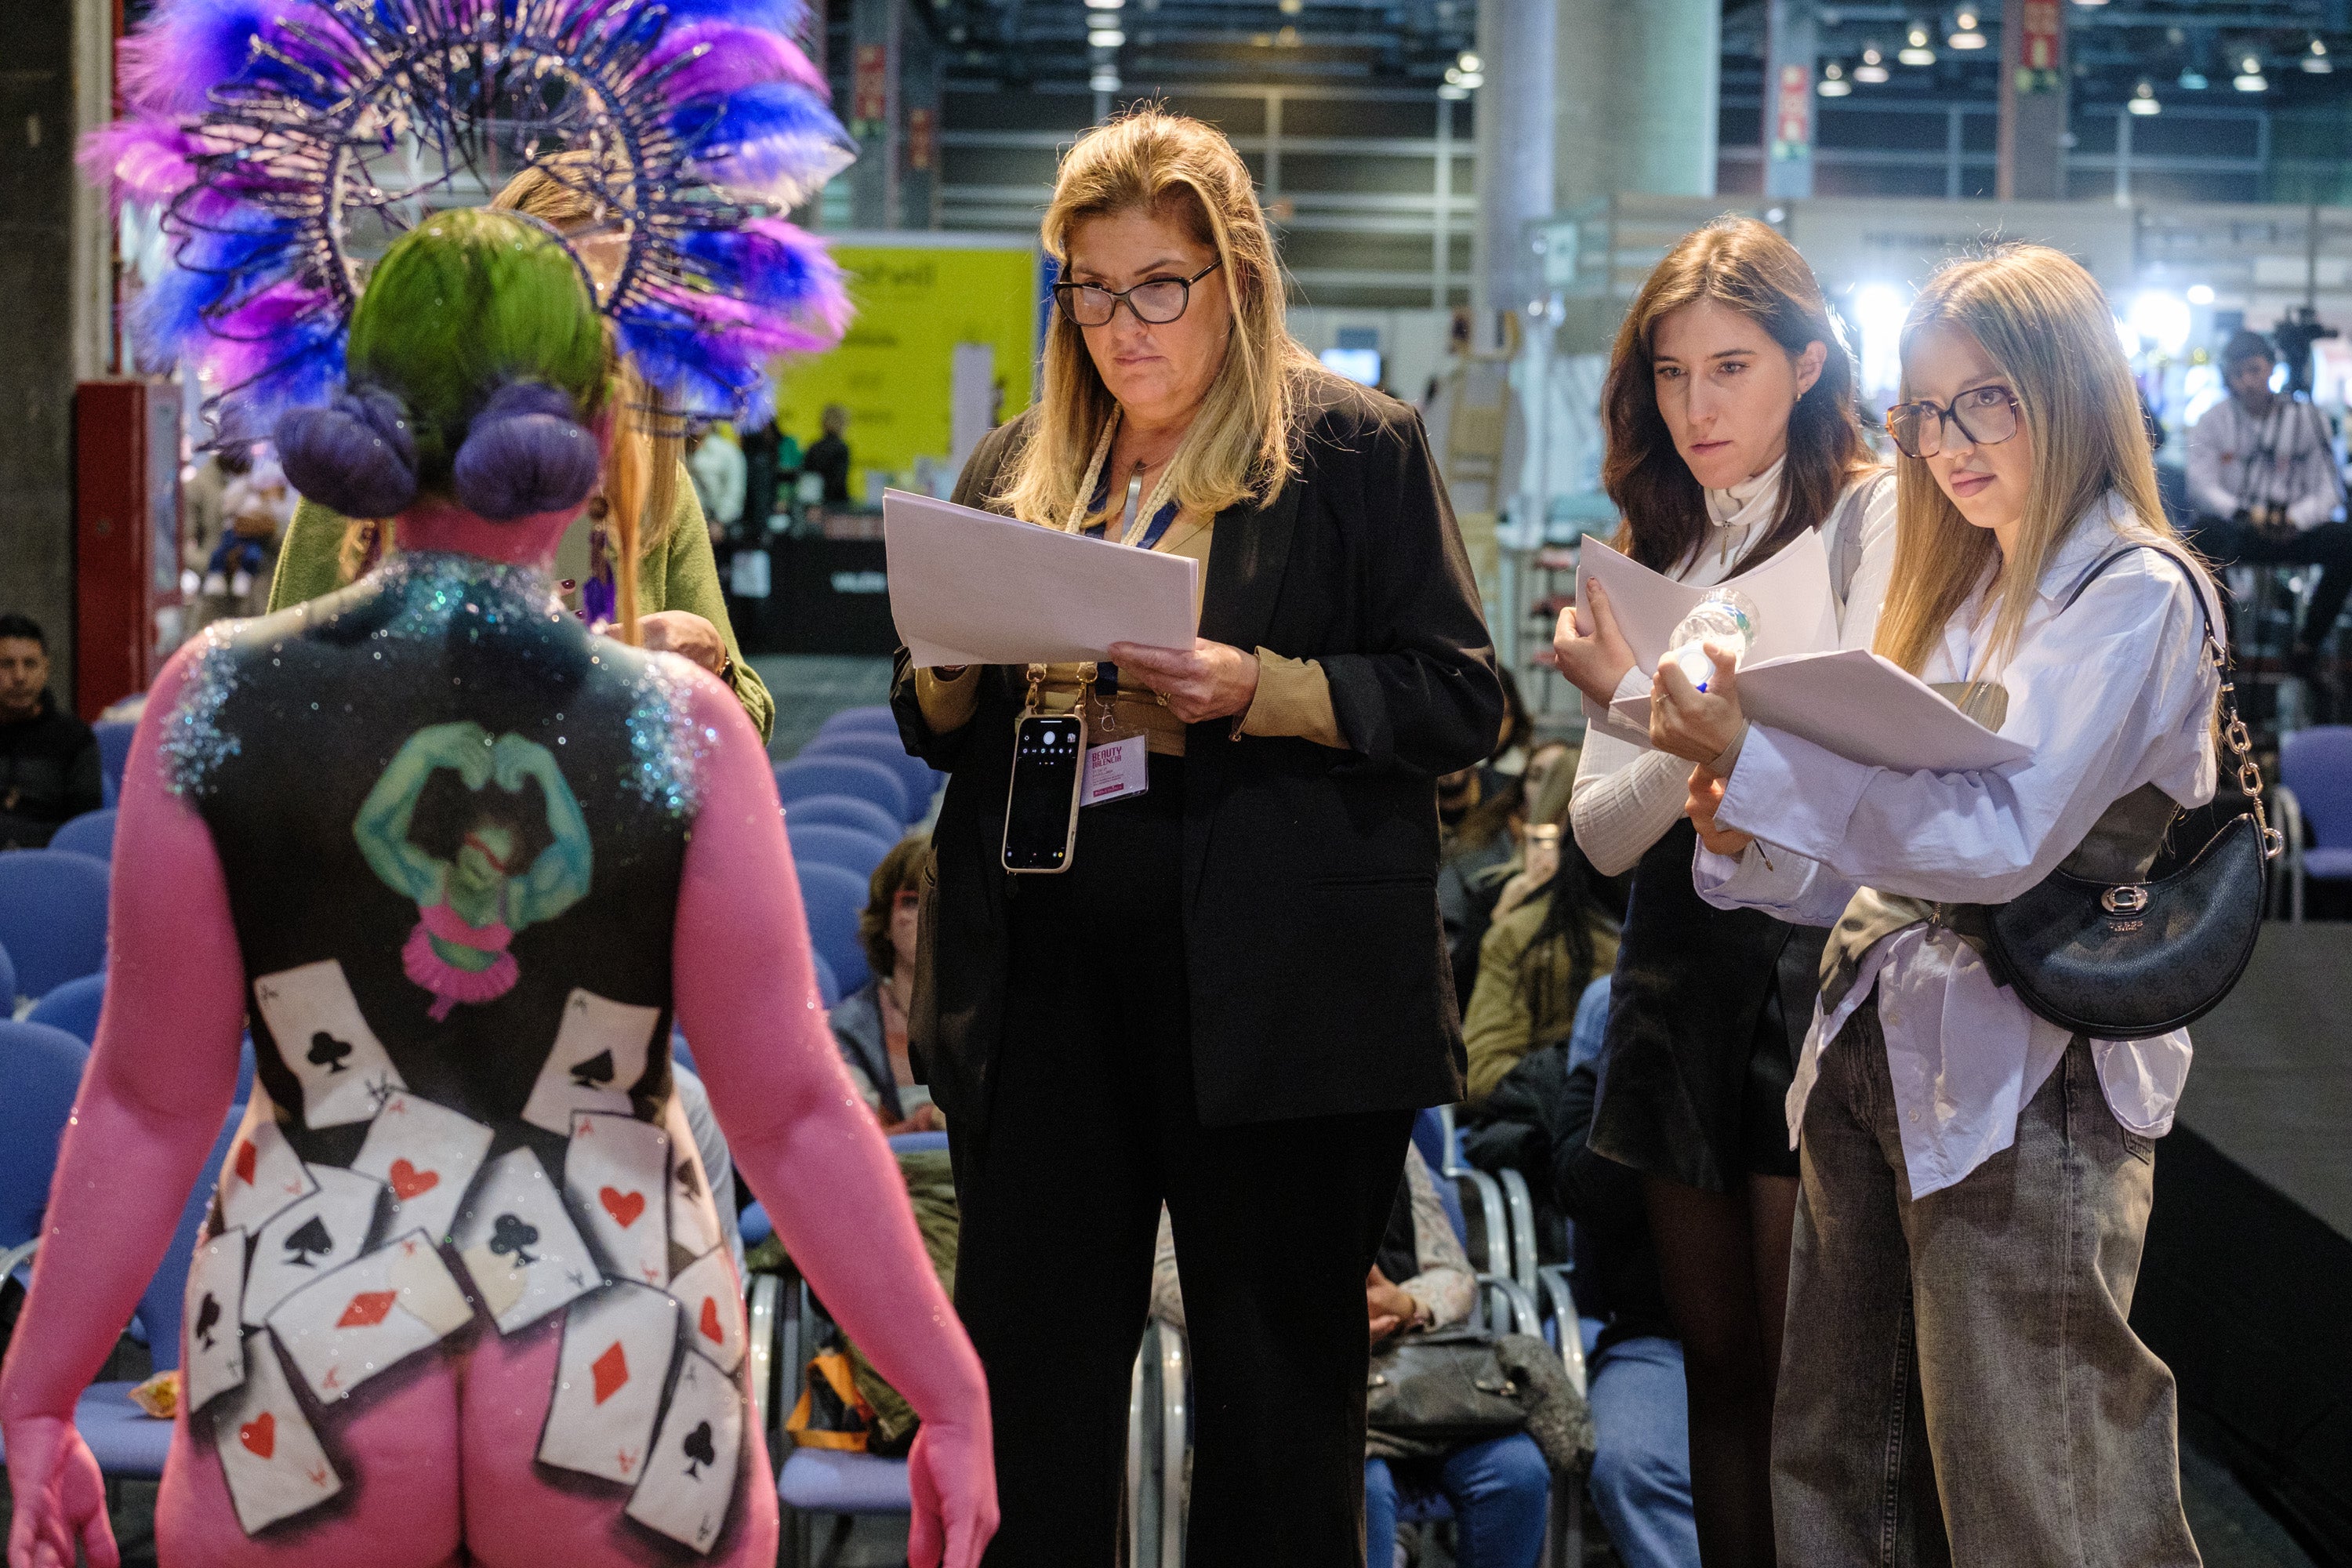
892, 374, 1504, 1160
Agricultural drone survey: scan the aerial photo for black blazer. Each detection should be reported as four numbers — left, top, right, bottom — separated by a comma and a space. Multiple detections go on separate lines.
893, 372, 1504, 1150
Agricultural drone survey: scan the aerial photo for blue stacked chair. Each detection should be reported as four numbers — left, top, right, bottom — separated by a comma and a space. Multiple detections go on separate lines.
812, 705, 899, 741
785, 793, 905, 844
796, 861, 873, 995
49, 808, 118, 862
93, 720, 136, 809
811, 951, 841, 1009
27, 971, 105, 1043
0, 940, 16, 1014
0, 850, 111, 1000
787, 822, 896, 884
797, 733, 940, 826
775, 757, 909, 827
0, 1021, 91, 1284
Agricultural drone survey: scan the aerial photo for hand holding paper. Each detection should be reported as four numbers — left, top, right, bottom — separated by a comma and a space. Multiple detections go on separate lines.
1552, 579, 1637, 710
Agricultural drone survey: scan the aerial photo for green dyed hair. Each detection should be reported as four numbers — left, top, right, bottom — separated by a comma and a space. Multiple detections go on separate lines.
344, 208, 608, 490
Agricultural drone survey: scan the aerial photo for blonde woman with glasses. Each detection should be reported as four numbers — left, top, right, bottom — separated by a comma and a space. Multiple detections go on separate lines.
890, 108, 1503, 1565
1649, 244, 2214, 1563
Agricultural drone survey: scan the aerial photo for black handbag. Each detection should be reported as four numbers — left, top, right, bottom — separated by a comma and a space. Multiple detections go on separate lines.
1980, 545, 2281, 1040
1363, 1328, 1528, 1450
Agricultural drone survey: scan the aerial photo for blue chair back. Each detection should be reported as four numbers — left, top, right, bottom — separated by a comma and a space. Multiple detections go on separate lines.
670, 1030, 697, 1077
2282, 725, 2352, 850
814, 706, 900, 739
0, 1021, 90, 1250
887, 1131, 949, 1155
95, 721, 136, 810
811, 950, 841, 1008
142, 1106, 243, 1372
27, 971, 105, 1044
787, 822, 895, 884
0, 851, 110, 998
49, 808, 118, 862
0, 940, 16, 1011
237, 1034, 256, 1103
785, 793, 904, 844
798, 734, 939, 824
774, 757, 909, 825
1410, 1107, 1471, 1253
796, 861, 873, 994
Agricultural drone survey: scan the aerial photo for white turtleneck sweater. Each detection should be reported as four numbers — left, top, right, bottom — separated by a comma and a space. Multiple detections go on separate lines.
1569, 461, 1896, 877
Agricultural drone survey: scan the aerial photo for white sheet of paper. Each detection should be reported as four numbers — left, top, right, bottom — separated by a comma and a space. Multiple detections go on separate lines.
882, 488, 1200, 667
1573, 532, 1839, 676
267, 1230, 470, 1404
350, 1092, 495, 1247
538, 1281, 682, 1485
1734, 649, 2031, 773
521, 989, 662, 1134
666, 1247, 745, 1377
242, 1167, 386, 1327
216, 1098, 318, 1236
209, 1333, 343, 1536
453, 1148, 601, 1334
183, 1228, 249, 1411
250, 960, 406, 1129
565, 1111, 673, 1288
625, 1345, 743, 1552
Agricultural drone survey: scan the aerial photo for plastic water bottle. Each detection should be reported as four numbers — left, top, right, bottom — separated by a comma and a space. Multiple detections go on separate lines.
1666, 587, 1759, 693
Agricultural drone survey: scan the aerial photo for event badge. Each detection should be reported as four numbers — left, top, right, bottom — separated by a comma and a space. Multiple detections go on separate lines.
1083, 735, 1149, 807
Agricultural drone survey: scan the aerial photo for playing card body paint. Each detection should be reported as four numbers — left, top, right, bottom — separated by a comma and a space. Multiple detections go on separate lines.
521, 989, 662, 1134
350, 1091, 494, 1244
184, 1227, 250, 1410
208, 1334, 343, 1534
662, 1095, 727, 1264
216, 1097, 319, 1235
565, 1111, 672, 1287
667, 1247, 746, 1377
626, 1346, 743, 1551
243, 1167, 386, 1327
250, 960, 407, 1128
537, 1280, 681, 1484
267, 1230, 473, 1404
453, 1148, 600, 1332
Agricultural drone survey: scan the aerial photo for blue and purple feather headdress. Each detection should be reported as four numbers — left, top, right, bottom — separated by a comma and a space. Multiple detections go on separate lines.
85, 0, 855, 437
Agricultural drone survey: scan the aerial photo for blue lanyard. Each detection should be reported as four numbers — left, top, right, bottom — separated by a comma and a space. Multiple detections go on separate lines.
1081, 465, 1182, 550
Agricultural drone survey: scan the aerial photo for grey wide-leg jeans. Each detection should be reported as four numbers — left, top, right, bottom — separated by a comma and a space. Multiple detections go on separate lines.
1773, 1000, 2201, 1567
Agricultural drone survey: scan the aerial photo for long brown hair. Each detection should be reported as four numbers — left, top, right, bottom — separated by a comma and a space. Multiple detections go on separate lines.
1602, 215, 1872, 574
994, 106, 1323, 527
1875, 244, 2191, 681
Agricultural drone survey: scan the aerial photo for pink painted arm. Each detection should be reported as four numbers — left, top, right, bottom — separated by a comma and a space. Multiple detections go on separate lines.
2, 645, 252, 1568
670, 672, 996, 1568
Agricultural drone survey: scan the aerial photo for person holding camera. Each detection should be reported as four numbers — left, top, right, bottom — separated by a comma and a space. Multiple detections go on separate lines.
2187, 328, 2352, 672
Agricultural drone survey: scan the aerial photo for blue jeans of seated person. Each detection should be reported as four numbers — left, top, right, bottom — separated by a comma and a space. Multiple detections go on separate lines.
1585, 1333, 1700, 1568
1363, 1432, 1548, 1568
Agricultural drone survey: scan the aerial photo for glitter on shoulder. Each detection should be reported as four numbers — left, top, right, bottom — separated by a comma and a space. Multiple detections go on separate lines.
159, 622, 244, 797
626, 651, 714, 818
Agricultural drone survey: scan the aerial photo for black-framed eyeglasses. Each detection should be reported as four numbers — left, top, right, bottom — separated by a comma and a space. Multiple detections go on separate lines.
1052, 261, 1220, 328
1885, 386, 2022, 459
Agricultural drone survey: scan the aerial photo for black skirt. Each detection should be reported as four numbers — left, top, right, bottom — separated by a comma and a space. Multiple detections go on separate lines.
1588, 818, 1827, 1192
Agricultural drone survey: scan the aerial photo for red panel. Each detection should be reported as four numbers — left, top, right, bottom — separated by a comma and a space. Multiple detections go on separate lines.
74, 379, 183, 720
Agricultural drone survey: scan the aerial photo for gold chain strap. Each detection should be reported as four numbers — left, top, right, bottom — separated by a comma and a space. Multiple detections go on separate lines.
2209, 637, 2285, 861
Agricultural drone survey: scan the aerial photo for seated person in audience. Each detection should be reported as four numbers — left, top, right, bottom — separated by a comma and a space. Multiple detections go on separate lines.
830, 837, 944, 1133
0, 614, 102, 850
1549, 978, 1700, 1568
1460, 761, 1621, 1107
1150, 1146, 1552, 1568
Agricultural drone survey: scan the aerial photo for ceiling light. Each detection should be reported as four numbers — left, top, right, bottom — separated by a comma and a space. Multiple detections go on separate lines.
1278, 0, 1302, 10
2305, 38, 2332, 73
2235, 56, 2268, 90
1458, 51, 1480, 73
1438, 82, 1469, 100
2072, 0, 2108, 6
1091, 68, 1120, 90
1899, 24, 1936, 66
1276, 24, 1298, 45
2187, 284, 2216, 306
2129, 81, 2159, 114
1948, 10, 1986, 49
2178, 66, 2207, 89
1855, 45, 1889, 82
1819, 60, 1852, 96
1089, 27, 1124, 45
1084, 0, 1122, 9
1455, 70, 1482, 88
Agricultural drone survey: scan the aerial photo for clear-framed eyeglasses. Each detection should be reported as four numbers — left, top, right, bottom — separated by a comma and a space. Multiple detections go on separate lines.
1885, 386, 2022, 459
1052, 261, 1221, 328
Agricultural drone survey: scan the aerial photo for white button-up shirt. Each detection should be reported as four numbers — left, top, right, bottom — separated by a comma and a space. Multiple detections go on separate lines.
1693, 497, 2221, 1197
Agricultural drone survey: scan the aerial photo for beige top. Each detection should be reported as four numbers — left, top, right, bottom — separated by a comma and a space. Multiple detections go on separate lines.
912, 504, 1344, 754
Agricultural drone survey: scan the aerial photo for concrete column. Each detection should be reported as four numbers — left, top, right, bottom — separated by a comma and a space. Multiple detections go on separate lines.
1761, 0, 1817, 200
1998, 0, 2069, 200
845, 0, 901, 230
1553, 0, 1722, 214
898, 16, 940, 230
1469, 0, 1554, 345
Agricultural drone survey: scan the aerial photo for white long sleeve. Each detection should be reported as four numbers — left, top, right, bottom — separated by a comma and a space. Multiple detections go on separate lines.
1570, 727, 1695, 877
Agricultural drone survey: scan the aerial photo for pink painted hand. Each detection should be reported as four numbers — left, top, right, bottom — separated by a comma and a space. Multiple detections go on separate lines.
5, 1414, 118, 1568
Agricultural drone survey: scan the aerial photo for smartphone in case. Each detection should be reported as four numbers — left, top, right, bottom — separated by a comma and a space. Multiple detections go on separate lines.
1001, 713, 1086, 873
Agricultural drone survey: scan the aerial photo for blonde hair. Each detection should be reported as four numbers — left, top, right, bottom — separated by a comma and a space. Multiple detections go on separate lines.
995, 107, 1321, 527
1875, 244, 2183, 681
338, 154, 681, 645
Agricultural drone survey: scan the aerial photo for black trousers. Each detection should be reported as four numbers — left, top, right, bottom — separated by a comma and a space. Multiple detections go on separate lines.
2187, 514, 2352, 652
952, 755, 1416, 1567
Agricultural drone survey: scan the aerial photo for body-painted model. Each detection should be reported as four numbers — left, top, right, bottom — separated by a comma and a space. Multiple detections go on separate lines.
0, 211, 995, 1568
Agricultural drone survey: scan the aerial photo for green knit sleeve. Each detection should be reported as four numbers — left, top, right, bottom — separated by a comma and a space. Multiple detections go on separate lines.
267, 498, 360, 612
656, 466, 774, 744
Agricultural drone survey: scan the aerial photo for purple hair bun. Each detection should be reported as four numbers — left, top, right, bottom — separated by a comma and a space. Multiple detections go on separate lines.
450, 383, 601, 521
276, 389, 419, 520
